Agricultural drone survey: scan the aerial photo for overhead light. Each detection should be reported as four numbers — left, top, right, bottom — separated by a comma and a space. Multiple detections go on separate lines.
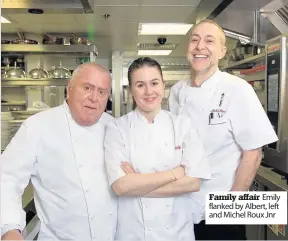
138, 50, 172, 56
1, 16, 11, 23
223, 29, 251, 44
138, 23, 193, 35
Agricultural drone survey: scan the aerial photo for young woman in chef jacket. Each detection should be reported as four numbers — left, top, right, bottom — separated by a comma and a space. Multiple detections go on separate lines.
104, 57, 211, 241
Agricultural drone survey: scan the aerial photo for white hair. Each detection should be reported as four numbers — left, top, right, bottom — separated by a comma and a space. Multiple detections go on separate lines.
69, 62, 112, 88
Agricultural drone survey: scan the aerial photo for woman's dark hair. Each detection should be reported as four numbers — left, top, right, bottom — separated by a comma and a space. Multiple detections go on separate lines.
127, 57, 163, 87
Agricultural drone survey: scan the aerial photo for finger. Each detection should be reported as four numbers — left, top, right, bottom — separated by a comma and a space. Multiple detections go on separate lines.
121, 165, 129, 174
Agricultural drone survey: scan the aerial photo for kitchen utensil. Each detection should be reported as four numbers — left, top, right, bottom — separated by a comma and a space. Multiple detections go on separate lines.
29, 64, 49, 79
11, 33, 38, 44
1, 40, 10, 44
42, 33, 64, 45
70, 33, 89, 45
50, 62, 71, 79
4, 62, 26, 78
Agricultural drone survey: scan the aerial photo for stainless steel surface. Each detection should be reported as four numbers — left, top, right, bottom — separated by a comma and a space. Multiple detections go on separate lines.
2, 78, 68, 87
43, 86, 66, 108
79, 0, 94, 13
264, 34, 288, 174
276, 4, 288, 25
4, 62, 26, 78
50, 62, 71, 79
195, 0, 224, 23
2, 0, 85, 14
1, 44, 98, 56
261, 0, 288, 33
221, 52, 265, 70
252, 10, 260, 43
256, 165, 288, 191
29, 66, 49, 79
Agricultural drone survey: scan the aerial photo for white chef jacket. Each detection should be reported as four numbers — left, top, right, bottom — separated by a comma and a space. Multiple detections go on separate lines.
168, 69, 278, 221
0, 101, 117, 240
104, 109, 211, 241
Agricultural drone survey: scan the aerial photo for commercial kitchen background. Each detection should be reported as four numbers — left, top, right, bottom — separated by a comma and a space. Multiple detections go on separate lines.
1, 0, 288, 240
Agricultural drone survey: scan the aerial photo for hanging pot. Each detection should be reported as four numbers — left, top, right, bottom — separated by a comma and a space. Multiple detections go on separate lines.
11, 33, 38, 44
70, 33, 89, 45
42, 33, 64, 45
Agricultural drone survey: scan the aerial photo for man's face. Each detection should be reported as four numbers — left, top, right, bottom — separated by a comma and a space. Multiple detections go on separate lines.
67, 66, 111, 126
187, 22, 227, 73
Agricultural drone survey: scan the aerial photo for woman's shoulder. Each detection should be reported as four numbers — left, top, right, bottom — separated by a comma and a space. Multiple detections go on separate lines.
107, 111, 133, 130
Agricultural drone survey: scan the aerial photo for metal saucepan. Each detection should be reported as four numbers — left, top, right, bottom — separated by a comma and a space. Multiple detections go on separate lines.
70, 33, 89, 45
42, 33, 64, 45
1, 40, 10, 44
11, 32, 38, 44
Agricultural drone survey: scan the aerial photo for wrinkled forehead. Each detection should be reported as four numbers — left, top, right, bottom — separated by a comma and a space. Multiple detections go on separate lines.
76, 67, 111, 88
190, 22, 226, 45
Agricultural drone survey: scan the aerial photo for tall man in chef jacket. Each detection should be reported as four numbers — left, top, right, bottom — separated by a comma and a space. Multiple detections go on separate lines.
0, 63, 117, 241
169, 19, 278, 240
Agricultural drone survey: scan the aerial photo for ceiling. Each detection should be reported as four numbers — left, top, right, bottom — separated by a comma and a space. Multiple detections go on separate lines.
1, 0, 281, 58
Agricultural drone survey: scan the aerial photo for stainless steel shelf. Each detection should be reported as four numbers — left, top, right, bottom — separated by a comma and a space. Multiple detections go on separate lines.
221, 53, 266, 71
1, 78, 69, 87
1, 101, 26, 106
1, 44, 98, 56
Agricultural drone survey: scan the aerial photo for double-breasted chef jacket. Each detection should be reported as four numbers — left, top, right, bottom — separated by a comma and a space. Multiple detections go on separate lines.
168, 69, 278, 221
104, 109, 211, 241
1, 101, 117, 241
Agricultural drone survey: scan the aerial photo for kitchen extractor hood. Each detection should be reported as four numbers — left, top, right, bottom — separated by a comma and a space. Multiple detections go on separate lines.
261, 0, 288, 33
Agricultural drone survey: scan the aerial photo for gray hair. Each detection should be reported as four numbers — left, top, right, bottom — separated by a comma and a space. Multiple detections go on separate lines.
69, 62, 112, 88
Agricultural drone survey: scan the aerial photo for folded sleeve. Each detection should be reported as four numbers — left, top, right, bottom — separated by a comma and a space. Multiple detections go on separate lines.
1, 120, 39, 235
181, 121, 211, 180
104, 121, 130, 186
228, 82, 278, 150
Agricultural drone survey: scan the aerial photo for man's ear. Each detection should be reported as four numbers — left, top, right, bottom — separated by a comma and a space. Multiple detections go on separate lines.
219, 45, 227, 60
66, 80, 72, 99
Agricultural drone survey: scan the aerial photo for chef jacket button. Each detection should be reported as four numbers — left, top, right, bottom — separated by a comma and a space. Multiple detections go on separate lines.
166, 224, 170, 229
148, 227, 151, 231
109, 212, 112, 215
78, 163, 84, 168
84, 189, 89, 193
90, 215, 95, 220
201, 108, 204, 111
166, 204, 170, 207
164, 164, 168, 167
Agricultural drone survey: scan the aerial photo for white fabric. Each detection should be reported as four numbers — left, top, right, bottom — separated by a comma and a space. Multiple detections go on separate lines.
104, 109, 210, 241
168, 69, 278, 221
1, 101, 117, 241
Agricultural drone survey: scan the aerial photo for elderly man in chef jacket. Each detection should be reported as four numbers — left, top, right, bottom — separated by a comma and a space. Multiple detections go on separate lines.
169, 19, 278, 240
0, 63, 117, 241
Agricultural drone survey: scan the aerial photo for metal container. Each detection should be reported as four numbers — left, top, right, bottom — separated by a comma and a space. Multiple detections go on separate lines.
50, 62, 71, 79
4, 62, 26, 78
29, 65, 49, 79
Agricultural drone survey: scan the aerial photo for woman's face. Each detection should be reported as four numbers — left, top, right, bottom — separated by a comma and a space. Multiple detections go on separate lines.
130, 66, 164, 113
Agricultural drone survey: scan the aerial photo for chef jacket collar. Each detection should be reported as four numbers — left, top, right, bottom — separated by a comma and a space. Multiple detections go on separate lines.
63, 100, 73, 120
186, 68, 221, 91
134, 108, 165, 124
63, 100, 101, 129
